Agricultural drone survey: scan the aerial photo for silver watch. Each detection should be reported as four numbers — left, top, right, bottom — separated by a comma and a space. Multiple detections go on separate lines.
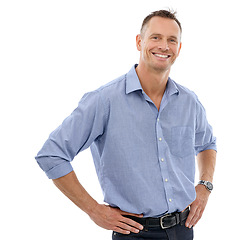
198, 180, 213, 192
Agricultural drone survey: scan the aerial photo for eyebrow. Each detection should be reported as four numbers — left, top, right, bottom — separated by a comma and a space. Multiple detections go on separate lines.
149, 33, 178, 40
149, 33, 163, 37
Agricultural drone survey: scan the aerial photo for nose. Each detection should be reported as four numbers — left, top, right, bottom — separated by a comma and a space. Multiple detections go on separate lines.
158, 39, 169, 51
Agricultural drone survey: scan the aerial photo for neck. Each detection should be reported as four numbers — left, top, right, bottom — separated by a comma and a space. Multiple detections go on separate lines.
135, 63, 170, 98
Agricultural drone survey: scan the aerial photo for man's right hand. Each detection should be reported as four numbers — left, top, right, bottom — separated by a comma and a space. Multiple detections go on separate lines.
52, 171, 143, 235
89, 204, 144, 235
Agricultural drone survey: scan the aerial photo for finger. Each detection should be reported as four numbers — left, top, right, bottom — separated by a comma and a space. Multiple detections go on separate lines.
121, 216, 144, 230
113, 227, 130, 235
189, 208, 203, 227
117, 221, 141, 234
119, 210, 143, 218
185, 205, 198, 228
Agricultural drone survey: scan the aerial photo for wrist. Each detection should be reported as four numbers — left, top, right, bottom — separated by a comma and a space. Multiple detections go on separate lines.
198, 180, 213, 192
85, 199, 99, 216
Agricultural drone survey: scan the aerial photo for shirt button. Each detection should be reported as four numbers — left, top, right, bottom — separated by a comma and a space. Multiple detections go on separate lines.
169, 199, 172, 202
165, 178, 168, 182
161, 158, 164, 162
159, 138, 162, 141
157, 118, 160, 122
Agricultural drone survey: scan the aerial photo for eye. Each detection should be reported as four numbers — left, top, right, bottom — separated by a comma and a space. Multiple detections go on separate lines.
169, 39, 177, 43
150, 35, 161, 40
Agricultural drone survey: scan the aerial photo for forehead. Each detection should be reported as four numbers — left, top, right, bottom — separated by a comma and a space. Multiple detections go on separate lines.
144, 16, 181, 38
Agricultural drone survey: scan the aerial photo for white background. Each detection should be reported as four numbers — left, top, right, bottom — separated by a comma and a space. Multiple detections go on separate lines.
1, 0, 246, 239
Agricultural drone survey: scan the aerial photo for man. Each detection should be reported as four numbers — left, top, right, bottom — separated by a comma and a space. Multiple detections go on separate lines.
36, 10, 217, 240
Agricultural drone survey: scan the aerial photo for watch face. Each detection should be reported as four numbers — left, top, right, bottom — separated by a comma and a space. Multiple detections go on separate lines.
206, 182, 213, 190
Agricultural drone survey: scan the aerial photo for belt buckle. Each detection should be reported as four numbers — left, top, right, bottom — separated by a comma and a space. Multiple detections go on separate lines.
160, 213, 173, 229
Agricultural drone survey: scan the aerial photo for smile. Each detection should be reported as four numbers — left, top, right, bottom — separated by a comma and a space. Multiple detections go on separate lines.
152, 53, 171, 59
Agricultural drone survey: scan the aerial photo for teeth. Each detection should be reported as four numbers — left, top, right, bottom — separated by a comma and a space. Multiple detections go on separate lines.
154, 54, 169, 58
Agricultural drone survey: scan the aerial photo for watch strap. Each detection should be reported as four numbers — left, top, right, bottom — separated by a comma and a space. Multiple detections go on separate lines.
198, 180, 213, 192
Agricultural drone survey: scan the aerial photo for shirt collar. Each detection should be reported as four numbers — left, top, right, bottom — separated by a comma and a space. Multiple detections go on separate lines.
166, 78, 180, 96
126, 64, 179, 96
126, 64, 143, 94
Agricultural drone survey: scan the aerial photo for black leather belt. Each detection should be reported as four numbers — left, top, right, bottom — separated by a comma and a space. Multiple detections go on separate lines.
125, 208, 190, 230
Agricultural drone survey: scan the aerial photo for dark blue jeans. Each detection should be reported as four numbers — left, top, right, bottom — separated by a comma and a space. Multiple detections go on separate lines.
112, 221, 193, 240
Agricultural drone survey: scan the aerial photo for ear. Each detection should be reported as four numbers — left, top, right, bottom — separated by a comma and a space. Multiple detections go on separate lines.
136, 34, 142, 51
177, 42, 182, 56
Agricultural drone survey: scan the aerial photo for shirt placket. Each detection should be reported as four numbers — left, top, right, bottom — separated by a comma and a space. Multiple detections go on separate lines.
142, 89, 175, 212
156, 90, 176, 212
156, 114, 174, 211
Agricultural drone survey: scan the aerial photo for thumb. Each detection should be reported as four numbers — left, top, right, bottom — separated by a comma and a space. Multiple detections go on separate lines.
118, 209, 143, 218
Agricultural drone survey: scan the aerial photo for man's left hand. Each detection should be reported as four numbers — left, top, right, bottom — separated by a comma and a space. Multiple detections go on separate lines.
185, 184, 210, 228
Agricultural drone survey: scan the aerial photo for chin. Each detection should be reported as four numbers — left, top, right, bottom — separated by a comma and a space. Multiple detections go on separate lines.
151, 64, 170, 73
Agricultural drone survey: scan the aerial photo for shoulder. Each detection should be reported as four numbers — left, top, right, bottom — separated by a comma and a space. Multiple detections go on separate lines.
171, 79, 199, 101
96, 74, 126, 94
170, 79, 205, 112
77, 73, 127, 116
80, 73, 126, 97
81, 74, 126, 102
173, 80, 207, 118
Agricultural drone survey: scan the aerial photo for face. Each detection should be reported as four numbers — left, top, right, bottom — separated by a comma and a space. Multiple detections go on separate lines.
136, 17, 182, 73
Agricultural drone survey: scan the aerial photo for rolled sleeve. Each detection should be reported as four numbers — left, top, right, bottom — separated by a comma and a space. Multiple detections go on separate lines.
38, 160, 73, 179
35, 90, 108, 179
194, 97, 217, 155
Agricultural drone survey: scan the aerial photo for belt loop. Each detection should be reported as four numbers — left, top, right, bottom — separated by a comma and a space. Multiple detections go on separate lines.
175, 213, 180, 225
179, 212, 183, 226
144, 218, 149, 231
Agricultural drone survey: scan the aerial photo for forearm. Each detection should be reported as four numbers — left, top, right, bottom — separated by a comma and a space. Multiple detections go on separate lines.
52, 171, 144, 234
186, 149, 216, 228
197, 149, 216, 182
52, 171, 98, 215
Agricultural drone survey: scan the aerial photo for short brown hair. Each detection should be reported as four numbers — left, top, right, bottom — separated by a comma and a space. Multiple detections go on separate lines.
140, 10, 182, 35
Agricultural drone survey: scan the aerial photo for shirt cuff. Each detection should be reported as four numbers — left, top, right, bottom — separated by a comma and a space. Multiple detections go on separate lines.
196, 146, 217, 156
45, 162, 73, 179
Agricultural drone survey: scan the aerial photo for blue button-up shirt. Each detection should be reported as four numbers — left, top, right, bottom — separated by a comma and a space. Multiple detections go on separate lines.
35, 65, 217, 217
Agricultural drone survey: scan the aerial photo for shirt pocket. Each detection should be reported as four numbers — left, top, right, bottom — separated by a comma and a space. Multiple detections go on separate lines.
171, 126, 194, 158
